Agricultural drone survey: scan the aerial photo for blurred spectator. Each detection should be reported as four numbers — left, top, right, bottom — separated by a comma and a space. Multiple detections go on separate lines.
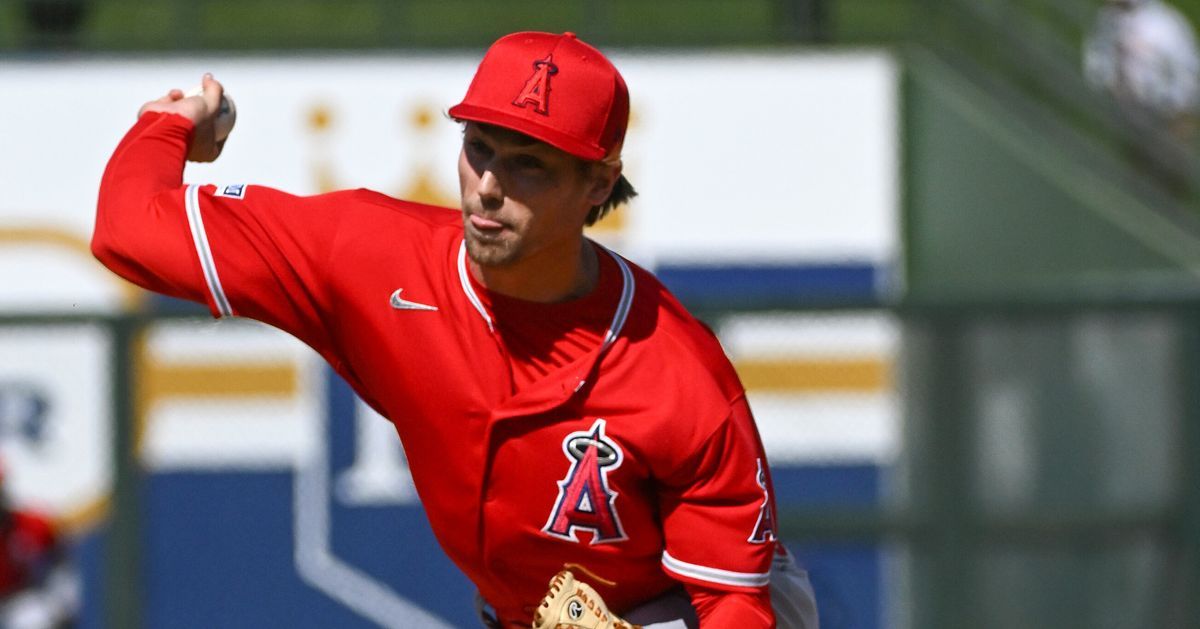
0, 464, 77, 629
20, 0, 89, 50
1084, 0, 1200, 141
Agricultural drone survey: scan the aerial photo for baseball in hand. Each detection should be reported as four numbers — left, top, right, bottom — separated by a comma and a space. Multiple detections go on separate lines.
185, 85, 237, 142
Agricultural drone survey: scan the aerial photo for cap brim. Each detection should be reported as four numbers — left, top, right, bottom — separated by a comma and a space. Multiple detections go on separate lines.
449, 103, 607, 161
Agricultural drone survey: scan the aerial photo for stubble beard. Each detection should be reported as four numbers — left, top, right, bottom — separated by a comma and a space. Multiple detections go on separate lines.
464, 229, 523, 268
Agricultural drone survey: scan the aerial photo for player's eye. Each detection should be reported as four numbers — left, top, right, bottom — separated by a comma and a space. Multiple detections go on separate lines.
466, 139, 493, 158
512, 154, 545, 171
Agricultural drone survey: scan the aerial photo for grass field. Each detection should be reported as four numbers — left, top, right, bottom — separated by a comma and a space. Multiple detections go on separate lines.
0, 0, 916, 50
10, 0, 1200, 53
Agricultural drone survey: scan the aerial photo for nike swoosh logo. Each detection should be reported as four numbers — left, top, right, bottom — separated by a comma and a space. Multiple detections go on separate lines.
389, 289, 438, 311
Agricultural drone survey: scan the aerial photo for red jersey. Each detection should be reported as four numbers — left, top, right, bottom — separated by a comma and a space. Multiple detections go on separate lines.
0, 510, 58, 598
95, 113, 781, 627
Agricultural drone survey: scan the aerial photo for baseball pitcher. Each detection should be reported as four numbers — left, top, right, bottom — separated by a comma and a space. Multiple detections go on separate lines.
94, 31, 818, 628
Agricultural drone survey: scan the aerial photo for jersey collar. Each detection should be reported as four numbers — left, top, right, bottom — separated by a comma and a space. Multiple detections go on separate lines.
456, 238, 636, 416
456, 239, 634, 358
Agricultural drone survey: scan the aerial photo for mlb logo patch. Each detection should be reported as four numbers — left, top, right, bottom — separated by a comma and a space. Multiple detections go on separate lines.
214, 184, 247, 199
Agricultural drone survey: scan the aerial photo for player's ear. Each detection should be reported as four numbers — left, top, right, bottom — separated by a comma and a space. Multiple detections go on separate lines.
584, 160, 622, 208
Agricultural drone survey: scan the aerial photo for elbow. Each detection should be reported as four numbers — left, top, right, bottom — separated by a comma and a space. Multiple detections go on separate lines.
92, 178, 149, 274
90, 220, 149, 292
90, 204, 137, 280
90, 216, 119, 271
93, 179, 122, 270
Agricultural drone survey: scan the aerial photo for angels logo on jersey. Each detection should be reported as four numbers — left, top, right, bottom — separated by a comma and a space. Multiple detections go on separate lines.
543, 418, 628, 544
749, 458, 777, 544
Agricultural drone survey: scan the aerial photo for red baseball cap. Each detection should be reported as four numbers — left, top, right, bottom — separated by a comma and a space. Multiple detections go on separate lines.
449, 31, 629, 161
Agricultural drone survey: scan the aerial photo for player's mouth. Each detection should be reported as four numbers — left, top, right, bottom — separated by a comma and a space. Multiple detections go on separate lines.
466, 213, 511, 242
469, 214, 505, 231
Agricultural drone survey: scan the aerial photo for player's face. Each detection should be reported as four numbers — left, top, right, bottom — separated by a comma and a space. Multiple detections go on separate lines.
458, 123, 611, 268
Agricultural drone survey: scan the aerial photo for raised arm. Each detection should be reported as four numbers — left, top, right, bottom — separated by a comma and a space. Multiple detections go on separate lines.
93, 75, 341, 357
93, 74, 226, 301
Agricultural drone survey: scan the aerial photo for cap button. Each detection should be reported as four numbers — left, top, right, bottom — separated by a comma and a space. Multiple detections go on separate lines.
563, 32, 577, 39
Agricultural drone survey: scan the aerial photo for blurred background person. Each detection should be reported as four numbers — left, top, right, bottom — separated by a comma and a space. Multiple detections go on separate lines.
1085, 0, 1200, 141
0, 463, 78, 629
1084, 0, 1200, 197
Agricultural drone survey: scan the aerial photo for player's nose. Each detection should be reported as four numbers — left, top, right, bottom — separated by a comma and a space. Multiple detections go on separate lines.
477, 169, 503, 208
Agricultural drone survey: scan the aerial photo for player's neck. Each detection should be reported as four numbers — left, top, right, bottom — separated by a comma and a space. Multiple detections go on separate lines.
470, 237, 598, 304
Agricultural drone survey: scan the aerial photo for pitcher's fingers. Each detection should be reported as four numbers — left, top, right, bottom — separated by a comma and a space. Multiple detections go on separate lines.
138, 91, 182, 118
200, 73, 224, 114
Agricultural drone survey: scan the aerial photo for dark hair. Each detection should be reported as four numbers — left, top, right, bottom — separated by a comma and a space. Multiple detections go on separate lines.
585, 172, 637, 226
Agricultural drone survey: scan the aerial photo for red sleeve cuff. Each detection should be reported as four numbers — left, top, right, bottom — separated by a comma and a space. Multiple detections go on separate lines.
685, 582, 773, 628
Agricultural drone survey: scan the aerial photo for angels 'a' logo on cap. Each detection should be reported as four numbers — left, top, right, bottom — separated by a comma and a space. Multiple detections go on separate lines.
513, 54, 558, 115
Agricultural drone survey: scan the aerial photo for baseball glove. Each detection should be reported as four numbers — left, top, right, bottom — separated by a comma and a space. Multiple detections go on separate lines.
531, 570, 641, 629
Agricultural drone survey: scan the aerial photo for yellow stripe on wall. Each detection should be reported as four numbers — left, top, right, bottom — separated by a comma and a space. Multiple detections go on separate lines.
58, 360, 300, 534
734, 358, 890, 393
57, 496, 110, 538
133, 353, 302, 466
141, 363, 299, 399
0, 226, 143, 309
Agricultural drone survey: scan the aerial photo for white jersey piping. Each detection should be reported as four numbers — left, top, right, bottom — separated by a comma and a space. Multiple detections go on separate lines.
185, 184, 233, 317
661, 551, 771, 588
598, 245, 635, 354
456, 241, 495, 332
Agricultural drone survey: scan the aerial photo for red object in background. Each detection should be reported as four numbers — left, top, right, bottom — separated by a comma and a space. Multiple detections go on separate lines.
0, 509, 58, 598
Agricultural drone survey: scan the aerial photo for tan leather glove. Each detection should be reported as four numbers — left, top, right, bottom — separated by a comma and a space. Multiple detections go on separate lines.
531, 570, 641, 629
